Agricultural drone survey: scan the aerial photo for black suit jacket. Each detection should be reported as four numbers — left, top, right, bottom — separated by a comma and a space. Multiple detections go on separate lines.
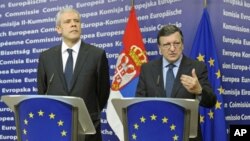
136, 55, 216, 141
37, 41, 110, 141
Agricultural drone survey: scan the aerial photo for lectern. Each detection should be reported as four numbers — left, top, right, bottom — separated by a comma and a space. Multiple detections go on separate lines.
1, 95, 96, 141
112, 98, 199, 141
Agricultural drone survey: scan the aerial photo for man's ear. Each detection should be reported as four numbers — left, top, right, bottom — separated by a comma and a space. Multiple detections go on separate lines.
158, 45, 162, 55
56, 26, 62, 35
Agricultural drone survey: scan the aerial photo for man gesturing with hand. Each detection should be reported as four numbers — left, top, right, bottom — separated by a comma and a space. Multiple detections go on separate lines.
136, 25, 216, 141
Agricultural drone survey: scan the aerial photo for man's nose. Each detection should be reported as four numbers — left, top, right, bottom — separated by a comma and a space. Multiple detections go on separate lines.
71, 21, 77, 27
169, 45, 176, 51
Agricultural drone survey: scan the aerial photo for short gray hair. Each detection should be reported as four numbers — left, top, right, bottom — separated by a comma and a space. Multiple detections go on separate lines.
55, 8, 81, 26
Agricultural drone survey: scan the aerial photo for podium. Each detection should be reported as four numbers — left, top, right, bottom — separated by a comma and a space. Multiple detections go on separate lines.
112, 98, 199, 141
1, 95, 96, 141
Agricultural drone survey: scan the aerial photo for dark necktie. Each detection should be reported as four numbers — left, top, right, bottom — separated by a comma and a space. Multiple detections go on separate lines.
165, 64, 175, 97
65, 49, 73, 90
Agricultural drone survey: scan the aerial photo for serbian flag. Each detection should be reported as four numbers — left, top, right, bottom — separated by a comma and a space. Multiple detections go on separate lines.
106, 6, 148, 141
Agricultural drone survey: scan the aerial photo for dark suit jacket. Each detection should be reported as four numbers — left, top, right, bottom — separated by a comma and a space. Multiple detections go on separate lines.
37, 41, 110, 141
136, 55, 216, 141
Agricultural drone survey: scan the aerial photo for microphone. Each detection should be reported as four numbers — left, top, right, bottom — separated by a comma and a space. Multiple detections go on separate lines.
45, 73, 54, 95
156, 75, 160, 86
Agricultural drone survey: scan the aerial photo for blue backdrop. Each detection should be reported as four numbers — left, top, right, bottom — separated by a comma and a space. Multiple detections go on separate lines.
0, 0, 250, 140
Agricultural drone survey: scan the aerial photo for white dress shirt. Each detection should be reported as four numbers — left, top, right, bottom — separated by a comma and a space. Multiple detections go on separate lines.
162, 55, 182, 87
61, 40, 81, 72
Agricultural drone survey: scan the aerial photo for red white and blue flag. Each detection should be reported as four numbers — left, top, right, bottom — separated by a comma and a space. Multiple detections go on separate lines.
106, 6, 148, 141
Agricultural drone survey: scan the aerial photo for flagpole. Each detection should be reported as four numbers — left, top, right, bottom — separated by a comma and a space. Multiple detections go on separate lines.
131, 0, 134, 7
204, 0, 207, 8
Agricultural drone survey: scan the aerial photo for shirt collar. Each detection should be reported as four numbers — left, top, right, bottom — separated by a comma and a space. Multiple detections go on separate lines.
61, 40, 81, 54
162, 54, 183, 68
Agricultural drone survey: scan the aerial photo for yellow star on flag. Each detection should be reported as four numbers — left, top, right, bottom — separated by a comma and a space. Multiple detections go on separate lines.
162, 117, 168, 123
208, 57, 215, 67
197, 53, 205, 62
208, 110, 214, 119
38, 110, 44, 116
215, 69, 221, 78
61, 130, 67, 136
150, 114, 157, 120
23, 129, 27, 135
200, 115, 204, 123
217, 86, 224, 94
170, 124, 176, 131
173, 134, 179, 141
49, 113, 55, 119
58, 120, 64, 126
24, 119, 28, 125
133, 123, 139, 130
215, 101, 222, 109
29, 112, 34, 118
140, 116, 146, 123
132, 133, 137, 140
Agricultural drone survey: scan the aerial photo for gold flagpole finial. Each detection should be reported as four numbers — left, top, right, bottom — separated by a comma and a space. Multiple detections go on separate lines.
204, 0, 207, 8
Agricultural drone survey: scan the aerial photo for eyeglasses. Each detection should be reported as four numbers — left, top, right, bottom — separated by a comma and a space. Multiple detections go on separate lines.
160, 42, 182, 49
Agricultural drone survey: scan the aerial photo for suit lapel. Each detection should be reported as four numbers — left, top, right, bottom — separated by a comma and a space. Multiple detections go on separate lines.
53, 45, 68, 91
171, 55, 192, 97
152, 59, 165, 97
70, 42, 90, 90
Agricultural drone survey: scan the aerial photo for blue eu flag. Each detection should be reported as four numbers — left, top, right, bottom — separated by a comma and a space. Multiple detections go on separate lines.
18, 98, 73, 141
126, 100, 185, 141
190, 8, 227, 141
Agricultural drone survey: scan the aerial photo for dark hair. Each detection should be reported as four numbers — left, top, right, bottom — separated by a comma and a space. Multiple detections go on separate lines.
157, 25, 184, 45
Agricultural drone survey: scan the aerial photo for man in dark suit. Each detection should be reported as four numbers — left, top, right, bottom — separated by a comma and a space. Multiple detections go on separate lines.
136, 25, 216, 141
37, 8, 110, 141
